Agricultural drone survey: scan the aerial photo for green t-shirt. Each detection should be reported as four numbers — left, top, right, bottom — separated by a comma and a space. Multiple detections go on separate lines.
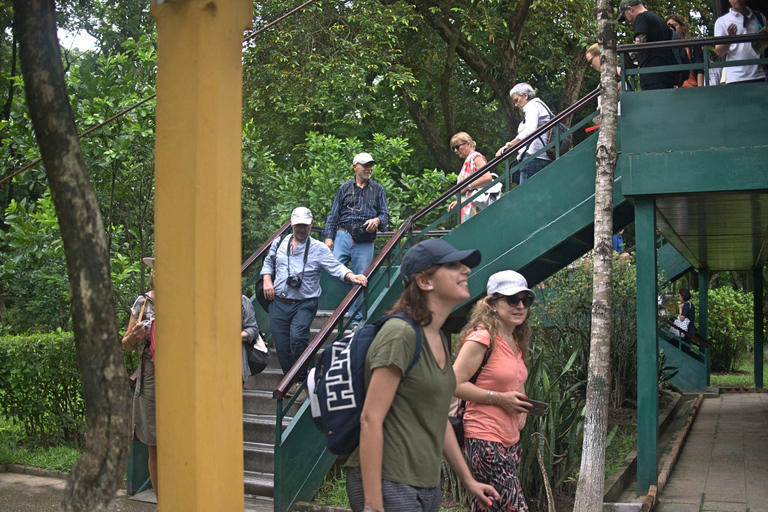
346, 318, 456, 488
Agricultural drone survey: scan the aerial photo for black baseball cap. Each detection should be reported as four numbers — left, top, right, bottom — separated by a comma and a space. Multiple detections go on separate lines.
400, 239, 481, 286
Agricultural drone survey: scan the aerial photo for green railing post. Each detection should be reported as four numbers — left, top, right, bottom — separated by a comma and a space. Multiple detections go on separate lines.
698, 269, 709, 386
754, 266, 764, 388
635, 196, 658, 495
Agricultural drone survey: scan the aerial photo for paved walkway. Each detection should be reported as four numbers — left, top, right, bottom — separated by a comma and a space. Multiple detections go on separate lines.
0, 471, 273, 511
657, 393, 768, 512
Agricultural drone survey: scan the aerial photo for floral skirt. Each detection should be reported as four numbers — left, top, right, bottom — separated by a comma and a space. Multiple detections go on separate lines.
464, 438, 528, 512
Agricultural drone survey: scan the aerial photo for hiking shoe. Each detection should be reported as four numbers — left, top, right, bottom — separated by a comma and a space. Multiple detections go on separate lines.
284, 382, 301, 398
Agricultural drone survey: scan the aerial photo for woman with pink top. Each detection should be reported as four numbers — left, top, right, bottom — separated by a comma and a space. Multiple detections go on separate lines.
448, 132, 491, 223
453, 270, 535, 512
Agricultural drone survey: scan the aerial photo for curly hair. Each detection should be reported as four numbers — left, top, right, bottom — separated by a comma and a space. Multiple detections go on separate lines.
458, 295, 532, 363
387, 266, 439, 326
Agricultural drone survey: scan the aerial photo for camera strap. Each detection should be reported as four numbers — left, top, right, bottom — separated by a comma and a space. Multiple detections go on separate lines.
286, 234, 311, 279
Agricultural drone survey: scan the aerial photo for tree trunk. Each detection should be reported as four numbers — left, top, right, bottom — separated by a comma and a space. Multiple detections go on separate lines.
572, 0, 619, 509
3, 29, 16, 121
14, 1, 131, 511
400, 85, 457, 172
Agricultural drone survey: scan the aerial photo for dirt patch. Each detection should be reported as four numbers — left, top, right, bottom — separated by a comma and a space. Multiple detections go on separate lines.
607, 406, 637, 431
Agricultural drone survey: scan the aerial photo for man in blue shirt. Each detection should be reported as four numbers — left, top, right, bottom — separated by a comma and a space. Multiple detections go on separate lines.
262, 207, 367, 380
322, 153, 389, 329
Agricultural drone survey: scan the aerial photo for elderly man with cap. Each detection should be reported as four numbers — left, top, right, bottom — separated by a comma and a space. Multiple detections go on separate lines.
617, 0, 678, 90
262, 207, 368, 387
322, 152, 389, 330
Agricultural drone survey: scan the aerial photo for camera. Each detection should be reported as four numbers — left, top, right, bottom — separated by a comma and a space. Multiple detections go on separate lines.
287, 275, 302, 288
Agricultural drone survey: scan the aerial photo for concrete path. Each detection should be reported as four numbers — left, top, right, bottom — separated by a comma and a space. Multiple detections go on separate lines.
0, 471, 274, 511
656, 393, 768, 512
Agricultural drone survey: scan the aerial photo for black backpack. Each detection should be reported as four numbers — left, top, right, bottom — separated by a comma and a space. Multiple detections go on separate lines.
307, 313, 422, 455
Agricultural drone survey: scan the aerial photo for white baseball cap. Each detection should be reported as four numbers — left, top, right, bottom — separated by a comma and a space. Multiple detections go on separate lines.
290, 206, 313, 225
352, 152, 376, 166
487, 270, 534, 298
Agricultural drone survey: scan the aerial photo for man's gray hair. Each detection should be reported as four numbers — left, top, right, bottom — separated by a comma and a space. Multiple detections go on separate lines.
509, 83, 536, 100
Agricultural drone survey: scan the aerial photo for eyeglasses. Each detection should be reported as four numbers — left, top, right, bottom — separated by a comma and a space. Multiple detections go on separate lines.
452, 142, 467, 152
667, 23, 677, 29
496, 294, 535, 308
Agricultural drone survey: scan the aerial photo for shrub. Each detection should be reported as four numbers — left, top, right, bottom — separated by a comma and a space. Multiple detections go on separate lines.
693, 287, 754, 372
531, 254, 639, 408
0, 331, 84, 448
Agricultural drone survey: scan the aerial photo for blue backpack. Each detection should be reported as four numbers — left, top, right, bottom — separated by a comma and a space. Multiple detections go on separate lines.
307, 313, 422, 455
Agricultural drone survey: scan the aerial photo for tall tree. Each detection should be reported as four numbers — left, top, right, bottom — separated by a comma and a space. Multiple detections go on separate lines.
13, 1, 130, 510
572, 0, 619, 509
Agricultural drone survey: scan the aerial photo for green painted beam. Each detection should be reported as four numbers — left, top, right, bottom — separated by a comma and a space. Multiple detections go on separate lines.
698, 270, 710, 386
755, 267, 764, 388
635, 196, 658, 495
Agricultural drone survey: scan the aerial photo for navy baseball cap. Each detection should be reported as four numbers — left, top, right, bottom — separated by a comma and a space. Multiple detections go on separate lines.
400, 239, 481, 286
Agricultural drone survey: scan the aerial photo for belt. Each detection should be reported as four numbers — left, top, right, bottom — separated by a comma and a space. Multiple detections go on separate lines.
274, 296, 299, 304
338, 226, 348, 232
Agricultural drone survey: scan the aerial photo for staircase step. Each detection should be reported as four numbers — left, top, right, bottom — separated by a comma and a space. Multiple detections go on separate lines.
244, 470, 274, 497
251, 368, 286, 391
244, 441, 274, 473
244, 414, 291, 444
243, 389, 277, 415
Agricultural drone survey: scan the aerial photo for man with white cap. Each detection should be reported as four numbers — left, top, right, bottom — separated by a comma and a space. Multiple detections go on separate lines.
262, 207, 368, 383
322, 152, 389, 329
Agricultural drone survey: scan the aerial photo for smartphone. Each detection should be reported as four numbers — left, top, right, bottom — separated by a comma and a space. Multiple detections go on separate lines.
520, 398, 549, 417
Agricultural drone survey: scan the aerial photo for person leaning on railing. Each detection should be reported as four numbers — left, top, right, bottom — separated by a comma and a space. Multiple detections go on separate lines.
585, 43, 622, 125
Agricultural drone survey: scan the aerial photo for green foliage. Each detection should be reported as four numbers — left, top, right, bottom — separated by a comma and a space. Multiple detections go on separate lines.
604, 424, 636, 479
693, 288, 754, 372
532, 255, 639, 408
520, 348, 584, 510
312, 462, 349, 507
0, 414, 81, 471
0, 194, 70, 333
0, 332, 84, 448
710, 360, 768, 388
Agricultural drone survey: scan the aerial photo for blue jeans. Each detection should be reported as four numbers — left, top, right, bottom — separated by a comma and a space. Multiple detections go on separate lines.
518, 157, 551, 183
332, 229, 374, 324
269, 297, 318, 377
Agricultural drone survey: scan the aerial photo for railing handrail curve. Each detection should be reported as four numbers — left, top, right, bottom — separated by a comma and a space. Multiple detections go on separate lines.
617, 32, 768, 53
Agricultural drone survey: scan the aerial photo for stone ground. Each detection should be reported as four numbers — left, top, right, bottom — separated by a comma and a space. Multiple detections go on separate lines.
655, 393, 768, 512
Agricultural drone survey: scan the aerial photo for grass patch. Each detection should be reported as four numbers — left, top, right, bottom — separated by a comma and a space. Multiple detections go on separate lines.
604, 423, 637, 479
710, 359, 768, 388
0, 415, 80, 472
313, 462, 349, 507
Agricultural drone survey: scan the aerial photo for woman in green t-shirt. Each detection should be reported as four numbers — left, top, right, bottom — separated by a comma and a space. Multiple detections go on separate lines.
345, 239, 499, 512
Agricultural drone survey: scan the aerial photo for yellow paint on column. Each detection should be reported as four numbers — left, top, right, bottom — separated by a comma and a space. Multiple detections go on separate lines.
151, 1, 252, 510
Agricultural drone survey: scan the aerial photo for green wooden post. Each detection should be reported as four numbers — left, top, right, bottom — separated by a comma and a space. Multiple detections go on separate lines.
755, 267, 764, 388
698, 270, 710, 386
635, 196, 658, 494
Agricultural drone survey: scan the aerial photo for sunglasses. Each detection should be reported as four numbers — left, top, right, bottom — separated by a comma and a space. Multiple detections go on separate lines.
667, 23, 677, 29
496, 294, 535, 308
452, 142, 467, 152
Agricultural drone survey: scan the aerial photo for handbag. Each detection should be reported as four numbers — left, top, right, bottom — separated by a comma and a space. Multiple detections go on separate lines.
449, 342, 492, 448
473, 173, 503, 211
247, 333, 271, 375
348, 223, 377, 243
670, 317, 690, 338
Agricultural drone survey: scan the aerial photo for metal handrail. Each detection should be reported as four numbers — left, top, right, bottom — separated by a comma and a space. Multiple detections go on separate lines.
270, 86, 602, 399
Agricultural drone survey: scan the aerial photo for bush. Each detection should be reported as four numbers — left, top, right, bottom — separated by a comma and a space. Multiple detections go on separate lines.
0, 331, 84, 448
693, 287, 754, 372
531, 254, 639, 408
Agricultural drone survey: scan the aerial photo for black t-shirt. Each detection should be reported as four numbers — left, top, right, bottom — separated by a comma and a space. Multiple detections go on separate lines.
633, 10, 677, 89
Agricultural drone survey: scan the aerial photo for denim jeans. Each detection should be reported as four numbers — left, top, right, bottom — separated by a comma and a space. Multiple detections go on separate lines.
269, 297, 318, 378
518, 157, 551, 183
332, 229, 374, 324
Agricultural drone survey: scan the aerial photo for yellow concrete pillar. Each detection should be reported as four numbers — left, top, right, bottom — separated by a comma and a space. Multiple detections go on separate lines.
151, 1, 252, 510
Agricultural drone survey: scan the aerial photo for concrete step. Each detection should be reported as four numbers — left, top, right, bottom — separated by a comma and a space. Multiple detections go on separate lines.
244, 441, 274, 474
243, 390, 276, 415
244, 470, 274, 497
244, 414, 291, 444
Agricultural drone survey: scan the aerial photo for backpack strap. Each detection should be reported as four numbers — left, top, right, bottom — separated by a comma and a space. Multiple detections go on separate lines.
389, 312, 422, 377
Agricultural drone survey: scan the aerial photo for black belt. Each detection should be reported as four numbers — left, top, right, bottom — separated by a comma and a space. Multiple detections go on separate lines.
274, 296, 298, 304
